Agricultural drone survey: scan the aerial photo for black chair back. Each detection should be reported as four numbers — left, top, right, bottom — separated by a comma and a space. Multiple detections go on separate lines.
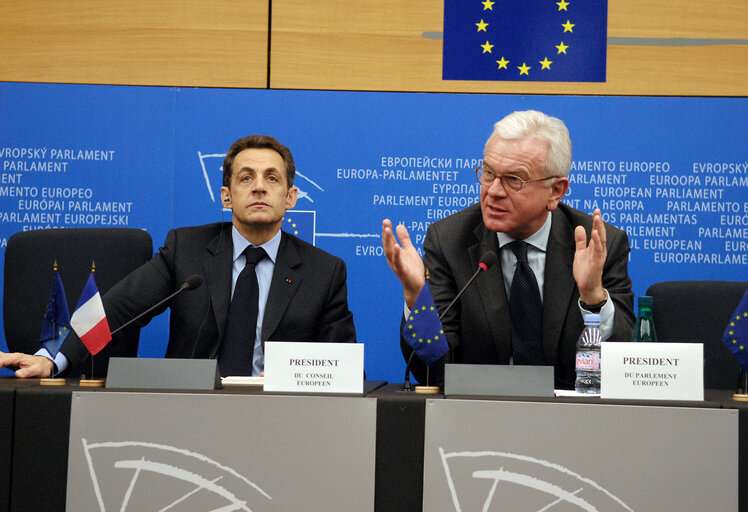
646, 280, 748, 390
3, 228, 153, 375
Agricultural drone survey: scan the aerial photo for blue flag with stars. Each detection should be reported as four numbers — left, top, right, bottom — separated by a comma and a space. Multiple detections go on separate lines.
443, 0, 608, 82
403, 283, 450, 365
722, 289, 748, 372
284, 210, 316, 245
39, 268, 72, 358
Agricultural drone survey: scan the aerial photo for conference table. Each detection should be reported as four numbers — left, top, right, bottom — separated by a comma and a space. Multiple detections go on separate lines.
1, 378, 746, 511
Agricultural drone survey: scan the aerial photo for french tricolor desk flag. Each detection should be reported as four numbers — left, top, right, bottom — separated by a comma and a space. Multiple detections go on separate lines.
70, 269, 112, 355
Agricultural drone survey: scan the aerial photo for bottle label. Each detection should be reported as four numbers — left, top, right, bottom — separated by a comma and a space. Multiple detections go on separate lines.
575, 351, 600, 371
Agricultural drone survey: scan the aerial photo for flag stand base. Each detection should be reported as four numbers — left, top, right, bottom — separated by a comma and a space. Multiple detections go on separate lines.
80, 379, 105, 388
414, 385, 440, 394
39, 378, 66, 386
733, 393, 748, 402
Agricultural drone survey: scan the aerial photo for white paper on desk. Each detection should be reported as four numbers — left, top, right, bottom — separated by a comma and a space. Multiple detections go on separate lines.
263, 341, 364, 394
221, 376, 264, 386
554, 389, 599, 398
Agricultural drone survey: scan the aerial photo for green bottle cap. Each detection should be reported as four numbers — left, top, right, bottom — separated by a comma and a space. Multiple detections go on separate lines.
638, 296, 653, 307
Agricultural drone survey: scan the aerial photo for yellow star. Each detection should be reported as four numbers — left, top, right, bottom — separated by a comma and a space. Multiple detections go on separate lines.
409, 315, 413, 321
743, 312, 748, 317
421, 306, 427, 311
412, 333, 417, 338
482, 0, 495, 10
731, 321, 736, 326
740, 345, 745, 351
518, 62, 531, 75
730, 330, 734, 335
439, 329, 444, 334
481, 41, 494, 53
476, 19, 489, 32
562, 20, 575, 32
434, 334, 439, 340
556, 41, 569, 54
418, 338, 424, 343
556, 0, 570, 10
426, 338, 432, 344
733, 339, 738, 344
539, 57, 552, 69
496, 56, 509, 69
429, 305, 435, 311
408, 324, 413, 329
737, 315, 742, 320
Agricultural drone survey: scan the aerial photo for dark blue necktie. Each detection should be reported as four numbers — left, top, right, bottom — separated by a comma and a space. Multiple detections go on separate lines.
508, 241, 544, 365
219, 246, 267, 376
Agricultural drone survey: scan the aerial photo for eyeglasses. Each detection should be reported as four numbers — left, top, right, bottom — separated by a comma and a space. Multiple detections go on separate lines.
475, 164, 559, 192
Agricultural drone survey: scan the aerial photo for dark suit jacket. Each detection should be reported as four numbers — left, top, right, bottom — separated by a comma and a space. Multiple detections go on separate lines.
402, 203, 635, 389
62, 223, 356, 374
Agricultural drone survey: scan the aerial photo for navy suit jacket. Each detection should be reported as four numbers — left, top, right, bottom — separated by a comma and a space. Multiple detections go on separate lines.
402, 203, 634, 389
62, 223, 356, 374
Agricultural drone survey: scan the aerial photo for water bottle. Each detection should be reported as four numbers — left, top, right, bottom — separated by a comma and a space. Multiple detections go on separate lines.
575, 313, 602, 394
632, 295, 657, 342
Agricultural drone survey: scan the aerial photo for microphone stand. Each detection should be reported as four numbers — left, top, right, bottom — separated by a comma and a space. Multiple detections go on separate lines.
110, 281, 195, 336
402, 351, 416, 391
400, 253, 496, 392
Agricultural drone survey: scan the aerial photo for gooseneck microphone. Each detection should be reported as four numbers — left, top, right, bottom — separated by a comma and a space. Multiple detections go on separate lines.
402, 251, 498, 390
110, 274, 204, 336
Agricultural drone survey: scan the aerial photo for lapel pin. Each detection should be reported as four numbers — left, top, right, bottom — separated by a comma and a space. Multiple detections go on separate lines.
286, 278, 292, 284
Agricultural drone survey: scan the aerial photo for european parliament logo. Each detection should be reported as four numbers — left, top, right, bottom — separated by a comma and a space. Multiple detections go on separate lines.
442, 0, 608, 82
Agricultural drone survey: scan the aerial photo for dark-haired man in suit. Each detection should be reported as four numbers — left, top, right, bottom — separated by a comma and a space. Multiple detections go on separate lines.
383, 110, 634, 389
2, 135, 356, 377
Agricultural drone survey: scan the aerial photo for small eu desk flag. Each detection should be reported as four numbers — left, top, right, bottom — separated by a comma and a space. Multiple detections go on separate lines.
70, 269, 112, 356
443, 0, 608, 82
403, 283, 449, 365
39, 266, 71, 358
722, 289, 748, 372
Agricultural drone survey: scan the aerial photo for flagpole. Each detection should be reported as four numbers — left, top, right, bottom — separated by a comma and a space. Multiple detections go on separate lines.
40, 260, 69, 387
735, 369, 748, 401
79, 261, 106, 388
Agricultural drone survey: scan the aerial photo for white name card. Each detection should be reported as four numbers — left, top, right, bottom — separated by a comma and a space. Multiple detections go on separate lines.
263, 342, 364, 394
601, 342, 703, 401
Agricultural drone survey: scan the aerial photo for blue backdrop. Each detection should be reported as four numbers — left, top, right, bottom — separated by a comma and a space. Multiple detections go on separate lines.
1, 83, 746, 381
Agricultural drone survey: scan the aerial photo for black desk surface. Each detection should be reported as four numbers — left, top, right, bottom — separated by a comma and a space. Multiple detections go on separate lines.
1, 378, 746, 512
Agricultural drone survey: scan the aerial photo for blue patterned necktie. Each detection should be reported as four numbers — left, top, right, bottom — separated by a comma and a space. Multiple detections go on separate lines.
219, 246, 267, 376
508, 241, 545, 365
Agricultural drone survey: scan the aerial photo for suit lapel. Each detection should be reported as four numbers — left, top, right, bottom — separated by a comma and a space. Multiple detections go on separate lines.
470, 223, 511, 357
204, 226, 233, 347
542, 209, 576, 364
262, 232, 301, 341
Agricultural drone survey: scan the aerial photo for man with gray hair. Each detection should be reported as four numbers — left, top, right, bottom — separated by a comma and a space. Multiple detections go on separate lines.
383, 110, 634, 388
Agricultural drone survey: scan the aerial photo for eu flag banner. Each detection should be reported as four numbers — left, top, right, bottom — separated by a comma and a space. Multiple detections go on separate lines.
443, 0, 608, 82
722, 289, 748, 372
39, 269, 71, 358
403, 283, 450, 365
70, 272, 112, 356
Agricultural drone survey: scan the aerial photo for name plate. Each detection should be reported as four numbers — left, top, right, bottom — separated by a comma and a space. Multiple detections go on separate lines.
263, 341, 364, 394
601, 342, 703, 401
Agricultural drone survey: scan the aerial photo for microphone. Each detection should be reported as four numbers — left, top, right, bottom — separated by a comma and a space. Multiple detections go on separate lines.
110, 274, 203, 336
402, 251, 497, 390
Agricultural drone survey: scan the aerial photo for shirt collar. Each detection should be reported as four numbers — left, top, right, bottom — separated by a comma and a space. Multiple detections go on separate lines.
496, 211, 552, 252
231, 226, 281, 264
